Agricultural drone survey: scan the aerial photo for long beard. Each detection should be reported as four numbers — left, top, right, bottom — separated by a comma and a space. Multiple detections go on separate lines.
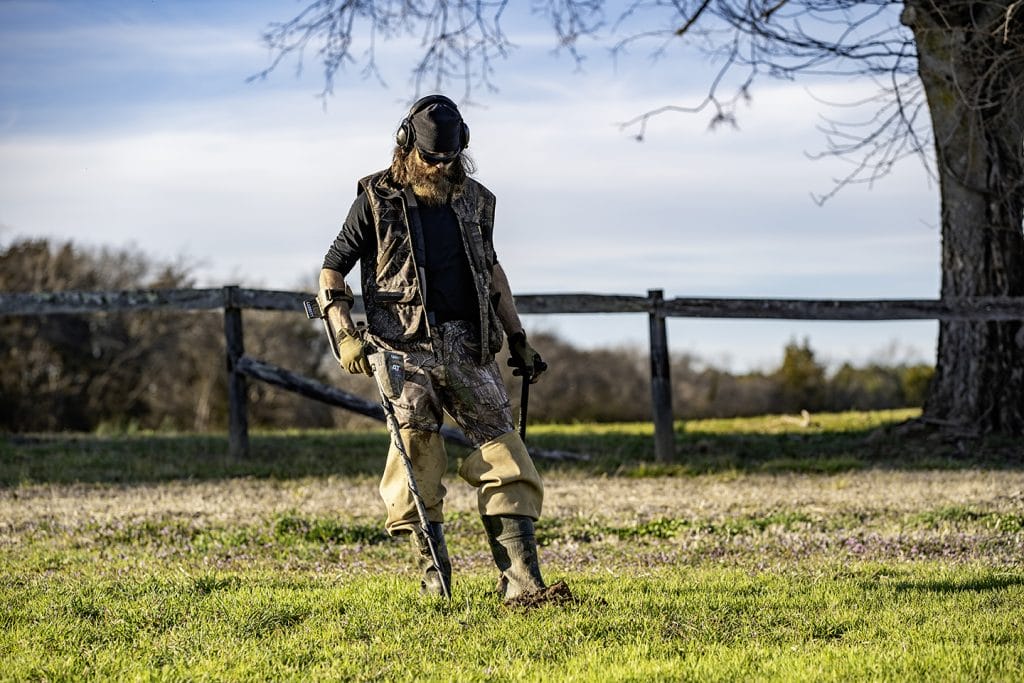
395, 152, 466, 206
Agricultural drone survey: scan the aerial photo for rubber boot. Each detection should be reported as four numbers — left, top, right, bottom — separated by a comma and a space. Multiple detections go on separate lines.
411, 522, 451, 597
481, 514, 546, 600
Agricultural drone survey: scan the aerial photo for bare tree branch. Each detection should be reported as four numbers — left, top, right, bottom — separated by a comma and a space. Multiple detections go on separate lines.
675, 0, 713, 36
250, 1, 1017, 203
249, 1, 516, 101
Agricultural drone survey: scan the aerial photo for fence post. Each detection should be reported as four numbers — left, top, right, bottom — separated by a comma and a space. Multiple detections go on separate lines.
223, 285, 249, 458
647, 289, 675, 462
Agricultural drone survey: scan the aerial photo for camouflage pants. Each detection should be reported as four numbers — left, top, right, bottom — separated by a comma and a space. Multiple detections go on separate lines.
377, 321, 542, 532
386, 320, 514, 444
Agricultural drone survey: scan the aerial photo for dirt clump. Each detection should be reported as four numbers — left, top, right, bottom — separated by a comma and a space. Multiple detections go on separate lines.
504, 581, 576, 608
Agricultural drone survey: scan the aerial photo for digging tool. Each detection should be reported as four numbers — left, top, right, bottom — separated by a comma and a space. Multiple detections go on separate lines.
304, 296, 452, 600
517, 369, 531, 443
511, 355, 545, 443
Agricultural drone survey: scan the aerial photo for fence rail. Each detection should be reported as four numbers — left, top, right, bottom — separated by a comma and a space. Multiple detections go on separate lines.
4, 288, 1024, 319
3, 286, 1023, 461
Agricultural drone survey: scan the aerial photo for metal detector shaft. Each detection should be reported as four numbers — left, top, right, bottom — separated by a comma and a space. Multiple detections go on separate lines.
370, 352, 452, 601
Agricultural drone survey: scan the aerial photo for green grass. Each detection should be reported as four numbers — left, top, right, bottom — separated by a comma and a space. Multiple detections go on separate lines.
2, 556, 1022, 682
2, 411, 1023, 680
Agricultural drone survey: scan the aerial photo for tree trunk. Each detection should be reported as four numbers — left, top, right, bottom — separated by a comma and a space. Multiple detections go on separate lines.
904, 0, 1024, 436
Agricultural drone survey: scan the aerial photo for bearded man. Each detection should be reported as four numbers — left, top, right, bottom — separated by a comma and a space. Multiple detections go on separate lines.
318, 95, 551, 601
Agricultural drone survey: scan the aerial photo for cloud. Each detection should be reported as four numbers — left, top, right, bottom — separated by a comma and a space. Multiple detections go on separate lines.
1, 77, 939, 296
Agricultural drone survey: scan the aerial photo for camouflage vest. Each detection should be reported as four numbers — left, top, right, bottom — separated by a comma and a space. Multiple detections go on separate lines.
357, 170, 505, 362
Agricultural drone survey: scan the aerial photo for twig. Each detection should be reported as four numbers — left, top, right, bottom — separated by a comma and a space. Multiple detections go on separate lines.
1003, 1, 1021, 44
675, 0, 713, 36
762, 0, 789, 21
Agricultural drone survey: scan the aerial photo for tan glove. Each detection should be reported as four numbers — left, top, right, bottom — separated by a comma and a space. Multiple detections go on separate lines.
507, 331, 547, 383
337, 332, 373, 376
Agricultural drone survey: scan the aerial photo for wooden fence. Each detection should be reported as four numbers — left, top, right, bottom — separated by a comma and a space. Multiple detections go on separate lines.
2, 286, 1023, 461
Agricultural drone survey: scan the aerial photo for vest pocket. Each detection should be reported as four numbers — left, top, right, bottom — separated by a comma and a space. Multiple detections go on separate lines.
370, 286, 424, 342
374, 289, 416, 304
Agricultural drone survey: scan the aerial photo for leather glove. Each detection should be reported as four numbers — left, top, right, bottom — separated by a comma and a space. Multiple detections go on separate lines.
507, 331, 547, 383
337, 332, 373, 376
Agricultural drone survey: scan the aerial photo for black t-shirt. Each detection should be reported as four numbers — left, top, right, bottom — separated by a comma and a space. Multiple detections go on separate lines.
417, 203, 477, 324
322, 193, 482, 324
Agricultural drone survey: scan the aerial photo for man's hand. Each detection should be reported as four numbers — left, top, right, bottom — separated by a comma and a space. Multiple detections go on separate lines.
507, 332, 547, 383
338, 333, 373, 376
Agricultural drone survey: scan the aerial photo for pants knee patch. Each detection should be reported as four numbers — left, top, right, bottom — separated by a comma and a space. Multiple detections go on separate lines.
459, 431, 543, 519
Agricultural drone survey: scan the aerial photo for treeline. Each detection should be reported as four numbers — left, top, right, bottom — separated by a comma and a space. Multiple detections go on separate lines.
1, 239, 933, 432
526, 334, 933, 423
0, 239, 331, 433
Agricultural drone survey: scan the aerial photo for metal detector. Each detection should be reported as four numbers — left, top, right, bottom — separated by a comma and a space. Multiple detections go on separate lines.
304, 296, 452, 600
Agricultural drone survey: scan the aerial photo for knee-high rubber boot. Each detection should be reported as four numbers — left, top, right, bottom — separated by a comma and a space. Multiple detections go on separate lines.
410, 522, 451, 597
481, 514, 546, 600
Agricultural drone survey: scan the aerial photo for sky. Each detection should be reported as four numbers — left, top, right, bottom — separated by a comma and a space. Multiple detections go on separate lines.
0, 0, 942, 372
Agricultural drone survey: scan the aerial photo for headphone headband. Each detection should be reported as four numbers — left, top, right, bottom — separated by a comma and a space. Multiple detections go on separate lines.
408, 95, 458, 119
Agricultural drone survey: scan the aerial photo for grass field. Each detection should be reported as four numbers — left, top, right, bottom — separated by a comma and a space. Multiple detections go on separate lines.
2, 411, 1023, 681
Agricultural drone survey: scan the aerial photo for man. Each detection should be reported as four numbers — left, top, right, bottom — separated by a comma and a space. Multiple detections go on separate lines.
318, 95, 551, 601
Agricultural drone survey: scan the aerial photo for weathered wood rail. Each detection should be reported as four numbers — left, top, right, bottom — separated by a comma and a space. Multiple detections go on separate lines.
2, 286, 1023, 461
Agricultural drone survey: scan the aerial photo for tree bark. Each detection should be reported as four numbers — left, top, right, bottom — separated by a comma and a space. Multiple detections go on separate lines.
904, 0, 1024, 435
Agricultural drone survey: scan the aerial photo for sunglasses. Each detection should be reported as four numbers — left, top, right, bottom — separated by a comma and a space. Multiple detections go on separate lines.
418, 149, 460, 165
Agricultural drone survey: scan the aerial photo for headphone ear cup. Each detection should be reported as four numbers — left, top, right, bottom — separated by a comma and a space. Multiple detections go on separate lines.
396, 119, 413, 149
461, 122, 470, 149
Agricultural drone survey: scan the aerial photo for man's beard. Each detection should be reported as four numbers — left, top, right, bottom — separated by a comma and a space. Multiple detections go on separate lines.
395, 151, 467, 206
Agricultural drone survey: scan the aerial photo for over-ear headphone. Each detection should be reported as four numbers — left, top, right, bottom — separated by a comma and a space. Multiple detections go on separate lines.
395, 95, 470, 151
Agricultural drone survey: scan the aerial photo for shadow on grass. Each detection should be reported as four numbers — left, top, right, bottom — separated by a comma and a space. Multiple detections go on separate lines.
893, 575, 1024, 594
0, 431, 400, 487
2, 420, 1022, 486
